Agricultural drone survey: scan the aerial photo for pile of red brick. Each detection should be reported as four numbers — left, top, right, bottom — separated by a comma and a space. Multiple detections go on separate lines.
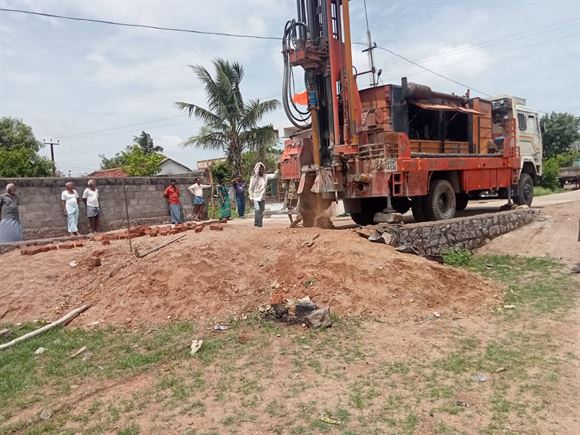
18, 220, 226, 256
92, 220, 225, 242
20, 240, 85, 256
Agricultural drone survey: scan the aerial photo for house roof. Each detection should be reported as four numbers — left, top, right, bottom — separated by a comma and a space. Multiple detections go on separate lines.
87, 167, 127, 178
159, 158, 192, 172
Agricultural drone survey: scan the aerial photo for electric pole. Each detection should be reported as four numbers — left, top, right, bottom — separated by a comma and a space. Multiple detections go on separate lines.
43, 139, 59, 177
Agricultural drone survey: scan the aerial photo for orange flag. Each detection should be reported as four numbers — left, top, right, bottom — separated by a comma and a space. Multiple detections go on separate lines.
292, 90, 308, 106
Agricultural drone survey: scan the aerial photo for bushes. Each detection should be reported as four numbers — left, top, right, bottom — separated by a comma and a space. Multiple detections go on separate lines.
540, 158, 560, 190
540, 150, 580, 190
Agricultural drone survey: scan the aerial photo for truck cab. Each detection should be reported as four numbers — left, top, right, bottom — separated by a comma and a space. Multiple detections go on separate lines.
492, 96, 543, 183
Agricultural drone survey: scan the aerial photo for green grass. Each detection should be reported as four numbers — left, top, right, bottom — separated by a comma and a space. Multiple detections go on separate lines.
442, 248, 472, 267
468, 255, 575, 314
0, 322, 196, 421
533, 186, 565, 196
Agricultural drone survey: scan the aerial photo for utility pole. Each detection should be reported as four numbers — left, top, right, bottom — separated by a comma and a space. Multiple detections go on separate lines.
363, 0, 378, 87
43, 139, 59, 176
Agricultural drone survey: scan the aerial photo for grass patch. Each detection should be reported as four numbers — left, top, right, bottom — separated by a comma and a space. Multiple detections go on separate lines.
533, 186, 564, 196
468, 255, 575, 313
0, 322, 196, 417
442, 248, 472, 267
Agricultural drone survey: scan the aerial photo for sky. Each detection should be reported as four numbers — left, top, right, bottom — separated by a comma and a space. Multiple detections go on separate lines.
1, 0, 579, 175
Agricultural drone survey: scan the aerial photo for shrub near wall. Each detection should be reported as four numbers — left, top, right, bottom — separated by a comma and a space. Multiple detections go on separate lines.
0, 174, 207, 240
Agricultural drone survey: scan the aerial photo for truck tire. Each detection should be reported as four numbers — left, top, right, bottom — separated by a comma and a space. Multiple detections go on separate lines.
456, 193, 469, 211
391, 197, 411, 214
411, 197, 427, 222
513, 173, 534, 206
425, 179, 456, 221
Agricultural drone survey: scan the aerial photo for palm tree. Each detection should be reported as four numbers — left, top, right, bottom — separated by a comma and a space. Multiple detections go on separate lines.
176, 59, 279, 177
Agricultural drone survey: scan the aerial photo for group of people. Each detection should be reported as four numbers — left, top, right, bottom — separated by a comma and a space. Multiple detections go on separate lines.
0, 179, 101, 243
163, 161, 278, 228
0, 161, 280, 243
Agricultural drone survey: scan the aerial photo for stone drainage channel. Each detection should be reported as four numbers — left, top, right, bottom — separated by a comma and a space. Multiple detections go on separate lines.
360, 207, 538, 259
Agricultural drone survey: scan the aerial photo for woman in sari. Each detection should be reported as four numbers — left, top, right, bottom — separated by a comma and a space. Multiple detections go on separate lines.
0, 183, 23, 242
217, 179, 231, 220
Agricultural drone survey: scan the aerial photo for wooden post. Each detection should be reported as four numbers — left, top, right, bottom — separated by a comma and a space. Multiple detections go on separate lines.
121, 177, 133, 253
208, 165, 216, 219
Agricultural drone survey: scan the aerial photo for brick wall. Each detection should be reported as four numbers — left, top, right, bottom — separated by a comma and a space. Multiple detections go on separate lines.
0, 174, 209, 240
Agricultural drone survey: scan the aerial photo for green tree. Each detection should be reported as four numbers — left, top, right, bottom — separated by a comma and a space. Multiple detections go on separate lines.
119, 145, 165, 176
99, 131, 164, 171
210, 160, 231, 182
0, 117, 53, 177
99, 153, 126, 170
0, 117, 43, 151
176, 59, 279, 177
541, 112, 580, 158
133, 131, 163, 154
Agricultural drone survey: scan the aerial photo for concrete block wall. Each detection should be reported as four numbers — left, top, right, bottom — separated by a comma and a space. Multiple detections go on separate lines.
379, 208, 537, 256
0, 174, 208, 240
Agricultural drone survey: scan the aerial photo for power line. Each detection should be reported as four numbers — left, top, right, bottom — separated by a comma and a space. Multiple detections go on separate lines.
379, 32, 577, 81
4, 6, 567, 107
378, 18, 579, 71
0, 7, 282, 41
374, 45, 492, 96
60, 115, 188, 139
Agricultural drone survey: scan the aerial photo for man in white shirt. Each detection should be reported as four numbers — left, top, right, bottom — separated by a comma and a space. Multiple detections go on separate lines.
82, 179, 100, 233
188, 177, 211, 221
248, 162, 279, 228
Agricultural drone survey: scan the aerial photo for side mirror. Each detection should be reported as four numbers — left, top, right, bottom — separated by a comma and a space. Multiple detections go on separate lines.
539, 119, 546, 133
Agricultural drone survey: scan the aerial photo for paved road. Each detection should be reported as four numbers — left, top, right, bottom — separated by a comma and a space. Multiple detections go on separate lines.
465, 189, 580, 212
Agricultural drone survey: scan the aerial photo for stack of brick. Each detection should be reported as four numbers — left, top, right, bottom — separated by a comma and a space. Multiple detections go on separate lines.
17, 219, 226, 256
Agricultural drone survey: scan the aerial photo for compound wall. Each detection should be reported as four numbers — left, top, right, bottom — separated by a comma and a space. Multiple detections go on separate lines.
0, 175, 208, 240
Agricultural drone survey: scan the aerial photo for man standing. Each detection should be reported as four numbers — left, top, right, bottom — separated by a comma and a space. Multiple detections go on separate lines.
164, 179, 182, 224
61, 181, 80, 235
82, 179, 100, 233
232, 176, 247, 218
248, 162, 279, 228
188, 177, 211, 221
0, 183, 23, 242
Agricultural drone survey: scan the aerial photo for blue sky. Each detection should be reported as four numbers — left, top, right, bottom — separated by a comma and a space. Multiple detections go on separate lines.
1, 0, 579, 175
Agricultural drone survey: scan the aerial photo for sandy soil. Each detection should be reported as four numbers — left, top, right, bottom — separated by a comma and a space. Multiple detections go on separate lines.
477, 199, 580, 433
479, 200, 580, 266
0, 224, 501, 326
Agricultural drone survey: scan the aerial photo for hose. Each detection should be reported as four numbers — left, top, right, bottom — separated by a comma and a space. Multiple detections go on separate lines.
282, 19, 311, 130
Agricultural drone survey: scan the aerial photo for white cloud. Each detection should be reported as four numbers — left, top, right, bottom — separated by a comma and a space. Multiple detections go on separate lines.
1, 0, 578, 174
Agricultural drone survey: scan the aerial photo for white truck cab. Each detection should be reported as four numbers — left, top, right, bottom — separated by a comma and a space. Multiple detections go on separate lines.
492, 96, 543, 182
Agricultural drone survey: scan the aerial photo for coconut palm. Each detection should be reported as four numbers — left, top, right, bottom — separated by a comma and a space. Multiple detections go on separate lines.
176, 59, 279, 177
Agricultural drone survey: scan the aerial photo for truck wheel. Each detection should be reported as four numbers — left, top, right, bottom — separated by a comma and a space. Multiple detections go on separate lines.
456, 193, 469, 211
391, 197, 411, 214
411, 197, 427, 222
513, 173, 534, 206
425, 179, 456, 220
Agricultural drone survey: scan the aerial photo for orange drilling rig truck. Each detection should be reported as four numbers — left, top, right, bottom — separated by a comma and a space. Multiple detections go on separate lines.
279, 0, 533, 226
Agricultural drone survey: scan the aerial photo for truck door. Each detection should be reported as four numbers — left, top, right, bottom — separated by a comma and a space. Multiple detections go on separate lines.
516, 110, 542, 177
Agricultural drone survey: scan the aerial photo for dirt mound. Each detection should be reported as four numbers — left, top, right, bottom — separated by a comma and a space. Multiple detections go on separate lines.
0, 225, 501, 326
